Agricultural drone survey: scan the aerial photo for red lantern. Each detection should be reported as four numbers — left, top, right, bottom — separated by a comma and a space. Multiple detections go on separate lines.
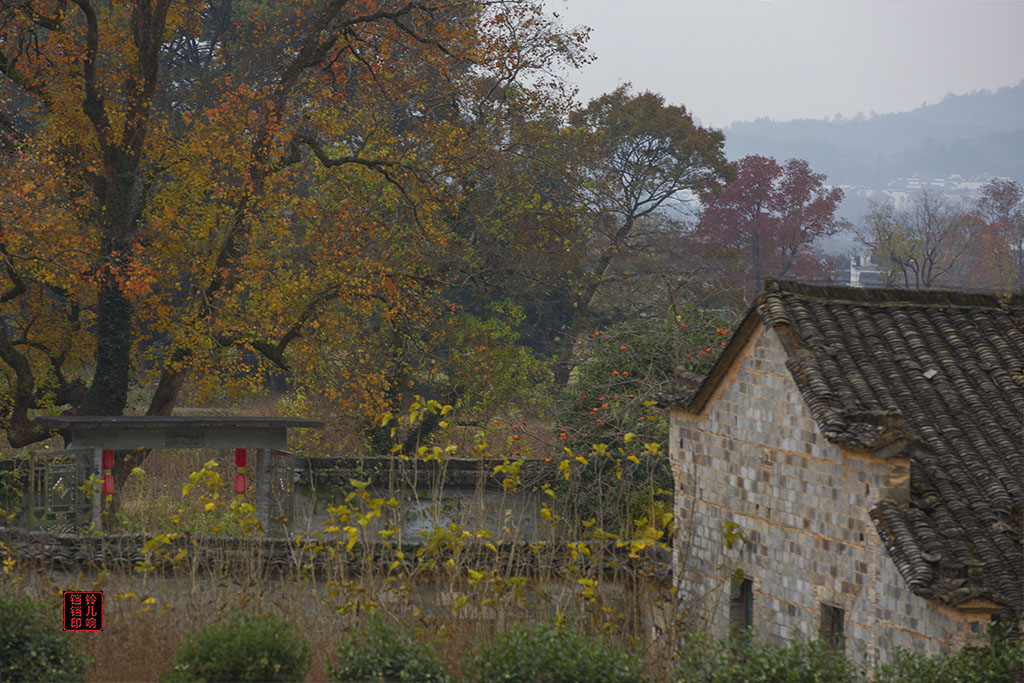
102, 474, 115, 495
102, 450, 114, 470
234, 448, 247, 468
234, 473, 247, 494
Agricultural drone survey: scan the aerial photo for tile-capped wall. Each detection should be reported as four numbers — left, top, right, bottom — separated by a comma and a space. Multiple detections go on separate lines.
671, 324, 988, 669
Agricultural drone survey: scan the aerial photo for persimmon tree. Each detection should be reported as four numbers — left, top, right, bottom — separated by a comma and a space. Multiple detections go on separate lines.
552, 308, 732, 530
0, 0, 589, 464
696, 155, 846, 295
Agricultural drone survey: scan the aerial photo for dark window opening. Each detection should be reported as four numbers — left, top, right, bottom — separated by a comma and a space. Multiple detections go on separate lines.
820, 603, 845, 650
730, 578, 753, 634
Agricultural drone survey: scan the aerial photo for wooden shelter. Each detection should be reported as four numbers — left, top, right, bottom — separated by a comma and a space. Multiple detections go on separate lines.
28, 416, 322, 534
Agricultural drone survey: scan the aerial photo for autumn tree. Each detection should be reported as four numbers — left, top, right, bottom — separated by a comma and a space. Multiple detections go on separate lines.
861, 190, 973, 289
508, 85, 732, 383
974, 178, 1024, 290
436, 85, 594, 385
571, 86, 732, 312
0, 0, 588, 467
696, 155, 846, 296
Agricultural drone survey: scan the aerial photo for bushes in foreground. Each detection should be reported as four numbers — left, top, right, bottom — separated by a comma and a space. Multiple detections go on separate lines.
0, 589, 91, 682
875, 621, 1024, 682
163, 611, 311, 682
330, 617, 645, 682
152, 606, 1024, 682
161, 612, 643, 682
675, 629, 857, 682
330, 615, 447, 682
461, 620, 645, 682
676, 623, 1024, 683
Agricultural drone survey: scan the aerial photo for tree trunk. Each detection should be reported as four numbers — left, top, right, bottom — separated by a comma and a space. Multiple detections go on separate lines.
81, 274, 133, 416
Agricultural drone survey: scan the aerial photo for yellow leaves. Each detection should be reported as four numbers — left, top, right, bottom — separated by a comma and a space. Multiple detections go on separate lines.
568, 541, 590, 560
578, 578, 597, 601
344, 526, 359, 552
558, 459, 571, 480
492, 457, 523, 491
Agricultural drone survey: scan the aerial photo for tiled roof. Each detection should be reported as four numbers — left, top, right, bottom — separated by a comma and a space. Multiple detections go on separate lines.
687, 279, 1024, 616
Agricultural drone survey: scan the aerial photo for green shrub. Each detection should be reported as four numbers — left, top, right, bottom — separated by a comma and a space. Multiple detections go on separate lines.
0, 590, 91, 682
329, 615, 447, 681
461, 621, 645, 682
163, 611, 311, 682
674, 629, 857, 682
875, 620, 1024, 682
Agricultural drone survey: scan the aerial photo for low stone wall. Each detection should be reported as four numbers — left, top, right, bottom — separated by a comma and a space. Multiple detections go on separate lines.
296, 456, 557, 490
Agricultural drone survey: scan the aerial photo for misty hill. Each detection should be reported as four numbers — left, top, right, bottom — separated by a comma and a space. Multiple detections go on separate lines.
723, 81, 1024, 184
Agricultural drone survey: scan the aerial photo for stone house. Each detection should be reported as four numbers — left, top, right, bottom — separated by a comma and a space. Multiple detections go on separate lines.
665, 279, 1022, 667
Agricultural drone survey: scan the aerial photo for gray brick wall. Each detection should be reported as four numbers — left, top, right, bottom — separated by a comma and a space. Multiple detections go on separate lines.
671, 324, 990, 669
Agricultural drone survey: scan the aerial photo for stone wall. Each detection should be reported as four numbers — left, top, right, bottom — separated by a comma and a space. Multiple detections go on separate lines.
670, 323, 991, 669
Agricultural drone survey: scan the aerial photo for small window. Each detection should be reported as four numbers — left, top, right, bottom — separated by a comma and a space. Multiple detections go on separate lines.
820, 604, 844, 650
729, 578, 753, 633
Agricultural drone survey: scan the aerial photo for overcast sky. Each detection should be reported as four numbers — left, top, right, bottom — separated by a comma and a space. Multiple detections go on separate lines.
544, 0, 1024, 128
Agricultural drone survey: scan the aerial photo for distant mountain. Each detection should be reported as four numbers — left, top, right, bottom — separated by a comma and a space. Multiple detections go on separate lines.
723, 81, 1024, 185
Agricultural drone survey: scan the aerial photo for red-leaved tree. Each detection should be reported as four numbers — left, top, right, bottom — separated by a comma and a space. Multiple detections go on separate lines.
696, 155, 847, 295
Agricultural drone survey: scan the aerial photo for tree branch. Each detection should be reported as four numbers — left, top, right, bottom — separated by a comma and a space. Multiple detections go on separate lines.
299, 134, 427, 224
0, 240, 27, 304
0, 331, 47, 447
214, 286, 343, 371
70, 0, 112, 150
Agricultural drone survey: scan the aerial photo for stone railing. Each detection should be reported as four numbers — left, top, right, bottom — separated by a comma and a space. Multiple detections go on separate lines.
296, 456, 557, 490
